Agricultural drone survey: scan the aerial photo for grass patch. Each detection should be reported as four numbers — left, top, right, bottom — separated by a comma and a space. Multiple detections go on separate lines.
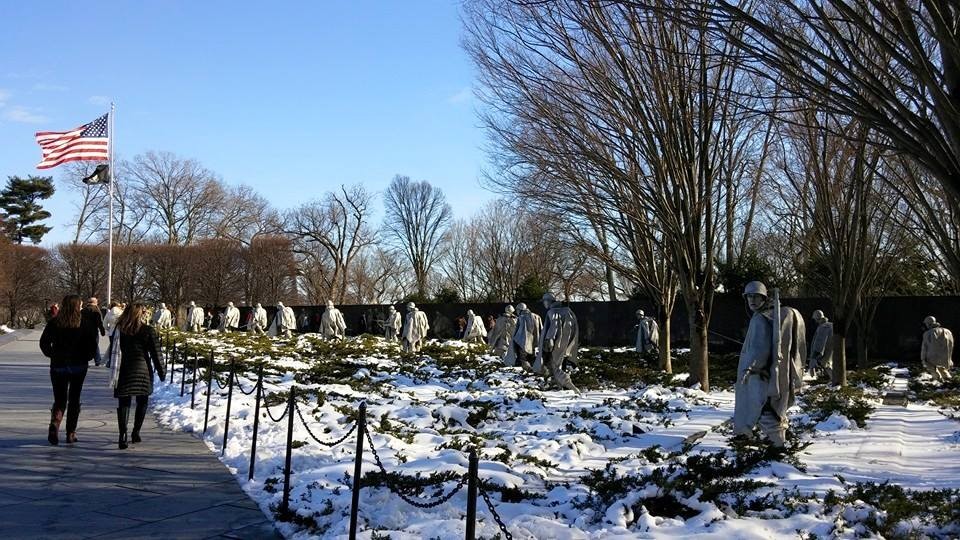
801, 385, 875, 428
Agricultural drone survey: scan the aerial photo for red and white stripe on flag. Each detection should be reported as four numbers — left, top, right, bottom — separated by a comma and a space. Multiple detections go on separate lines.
35, 113, 109, 169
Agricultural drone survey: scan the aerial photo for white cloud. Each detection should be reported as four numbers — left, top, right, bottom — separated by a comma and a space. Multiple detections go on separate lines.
446, 87, 472, 105
3, 106, 49, 124
0, 88, 9, 107
88, 95, 111, 106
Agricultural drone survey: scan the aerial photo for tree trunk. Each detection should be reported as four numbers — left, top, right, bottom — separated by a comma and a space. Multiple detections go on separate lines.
659, 311, 672, 373
687, 302, 709, 391
855, 322, 869, 369
831, 332, 848, 386
604, 262, 617, 301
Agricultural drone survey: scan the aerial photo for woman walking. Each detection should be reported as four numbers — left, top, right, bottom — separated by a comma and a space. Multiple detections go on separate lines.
39, 295, 99, 445
109, 303, 166, 449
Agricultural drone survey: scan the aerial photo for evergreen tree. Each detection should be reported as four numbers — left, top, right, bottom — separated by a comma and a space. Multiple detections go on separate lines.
0, 176, 55, 244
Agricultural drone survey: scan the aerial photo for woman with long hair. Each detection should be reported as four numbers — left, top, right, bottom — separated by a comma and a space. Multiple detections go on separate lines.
109, 302, 165, 449
39, 294, 99, 445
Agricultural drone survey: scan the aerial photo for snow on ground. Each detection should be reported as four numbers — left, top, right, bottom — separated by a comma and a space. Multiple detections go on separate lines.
0, 324, 14, 334
151, 333, 960, 539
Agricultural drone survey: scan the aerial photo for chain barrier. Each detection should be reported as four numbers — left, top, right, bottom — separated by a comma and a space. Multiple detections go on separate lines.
233, 370, 259, 396
263, 392, 290, 423
363, 426, 467, 509
293, 401, 358, 447
213, 372, 231, 390
479, 484, 515, 540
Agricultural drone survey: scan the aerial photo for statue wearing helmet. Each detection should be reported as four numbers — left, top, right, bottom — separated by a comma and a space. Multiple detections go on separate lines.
186, 301, 205, 333
635, 309, 660, 356
462, 309, 487, 343
807, 310, 833, 377
401, 302, 430, 353
733, 281, 806, 449
921, 316, 954, 381
383, 305, 402, 341
249, 303, 268, 335
222, 302, 240, 332
152, 303, 172, 330
488, 305, 518, 358
535, 293, 580, 393
507, 303, 542, 370
320, 300, 347, 340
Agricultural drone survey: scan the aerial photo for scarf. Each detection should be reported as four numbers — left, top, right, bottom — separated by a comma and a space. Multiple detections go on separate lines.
109, 328, 123, 388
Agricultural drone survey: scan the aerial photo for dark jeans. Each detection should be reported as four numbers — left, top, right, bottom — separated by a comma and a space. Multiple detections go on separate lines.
51, 366, 88, 432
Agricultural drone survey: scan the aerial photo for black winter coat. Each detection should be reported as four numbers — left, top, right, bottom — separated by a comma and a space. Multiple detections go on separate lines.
39, 313, 100, 368
114, 325, 165, 397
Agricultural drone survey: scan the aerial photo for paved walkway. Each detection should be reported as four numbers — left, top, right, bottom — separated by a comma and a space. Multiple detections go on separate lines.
0, 330, 281, 539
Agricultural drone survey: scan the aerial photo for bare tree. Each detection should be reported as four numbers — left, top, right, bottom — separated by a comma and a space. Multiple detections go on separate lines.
192, 238, 243, 306
213, 184, 282, 245
240, 235, 297, 305
54, 243, 107, 299
58, 162, 110, 244
141, 243, 194, 323
123, 151, 225, 245
382, 175, 452, 298
346, 247, 410, 303
699, 0, 960, 202
465, 0, 763, 389
0, 244, 52, 326
285, 185, 377, 304
776, 109, 908, 386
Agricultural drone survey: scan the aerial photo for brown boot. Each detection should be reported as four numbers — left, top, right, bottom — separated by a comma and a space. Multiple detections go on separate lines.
48, 408, 64, 445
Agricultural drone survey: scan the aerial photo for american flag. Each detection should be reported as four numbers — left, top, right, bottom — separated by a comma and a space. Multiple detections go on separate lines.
35, 113, 109, 169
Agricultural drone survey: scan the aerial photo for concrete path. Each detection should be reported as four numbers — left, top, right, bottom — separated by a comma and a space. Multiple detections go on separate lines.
0, 330, 282, 539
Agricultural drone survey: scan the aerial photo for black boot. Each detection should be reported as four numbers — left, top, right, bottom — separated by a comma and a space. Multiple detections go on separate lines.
48, 407, 64, 446
131, 400, 147, 443
65, 404, 81, 444
117, 407, 129, 449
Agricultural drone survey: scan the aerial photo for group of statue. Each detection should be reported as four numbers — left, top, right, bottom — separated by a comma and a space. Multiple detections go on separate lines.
163, 285, 952, 430
732, 281, 954, 450
383, 302, 430, 354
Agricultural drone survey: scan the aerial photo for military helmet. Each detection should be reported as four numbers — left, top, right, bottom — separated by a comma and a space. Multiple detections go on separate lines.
505, 305, 515, 314
742, 281, 768, 297
923, 315, 938, 328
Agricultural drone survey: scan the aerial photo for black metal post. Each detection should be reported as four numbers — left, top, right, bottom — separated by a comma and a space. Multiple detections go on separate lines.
203, 350, 214, 434
247, 365, 264, 481
179, 349, 187, 397
190, 353, 199, 409
169, 344, 176, 384
348, 402, 366, 540
280, 386, 296, 515
221, 359, 236, 456
465, 449, 478, 540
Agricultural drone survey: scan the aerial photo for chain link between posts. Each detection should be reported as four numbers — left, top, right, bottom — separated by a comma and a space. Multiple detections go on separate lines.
233, 370, 259, 396
479, 484, 514, 540
262, 387, 290, 423
363, 426, 467, 509
293, 401, 358, 447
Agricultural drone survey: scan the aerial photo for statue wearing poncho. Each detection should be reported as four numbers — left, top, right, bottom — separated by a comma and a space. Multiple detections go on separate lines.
384, 306, 402, 341
320, 300, 347, 340
462, 309, 487, 343
535, 293, 580, 393
402, 302, 430, 353
488, 305, 517, 358
733, 281, 806, 448
506, 303, 541, 370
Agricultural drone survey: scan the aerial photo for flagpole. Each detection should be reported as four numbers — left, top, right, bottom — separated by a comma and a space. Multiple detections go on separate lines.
107, 103, 115, 305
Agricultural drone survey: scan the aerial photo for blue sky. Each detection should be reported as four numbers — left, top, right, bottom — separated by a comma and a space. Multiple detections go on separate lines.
0, 1, 491, 245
